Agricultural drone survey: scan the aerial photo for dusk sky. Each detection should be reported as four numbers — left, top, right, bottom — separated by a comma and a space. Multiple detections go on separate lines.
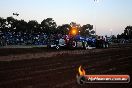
0, 0, 132, 36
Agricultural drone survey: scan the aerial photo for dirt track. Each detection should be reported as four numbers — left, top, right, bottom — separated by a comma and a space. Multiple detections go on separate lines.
0, 45, 132, 88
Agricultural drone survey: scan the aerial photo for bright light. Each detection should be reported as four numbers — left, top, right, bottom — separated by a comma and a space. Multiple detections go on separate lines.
72, 29, 77, 35
69, 26, 79, 35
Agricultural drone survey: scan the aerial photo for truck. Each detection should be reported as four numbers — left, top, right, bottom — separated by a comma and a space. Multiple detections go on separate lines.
48, 26, 109, 50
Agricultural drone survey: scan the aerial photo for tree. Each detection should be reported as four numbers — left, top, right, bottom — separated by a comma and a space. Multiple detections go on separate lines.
57, 24, 71, 35
80, 24, 94, 37
15, 20, 28, 33
28, 20, 39, 33
0, 17, 6, 30
117, 25, 132, 40
124, 26, 132, 39
41, 18, 57, 35
6, 17, 17, 31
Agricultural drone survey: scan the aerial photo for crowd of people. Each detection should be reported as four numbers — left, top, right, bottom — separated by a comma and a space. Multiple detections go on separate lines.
0, 31, 48, 46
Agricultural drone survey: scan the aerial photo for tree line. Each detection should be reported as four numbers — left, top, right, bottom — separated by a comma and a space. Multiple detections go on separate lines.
0, 17, 94, 36
0, 16, 95, 45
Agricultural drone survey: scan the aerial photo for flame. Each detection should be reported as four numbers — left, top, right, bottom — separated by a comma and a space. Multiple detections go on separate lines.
78, 66, 86, 76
